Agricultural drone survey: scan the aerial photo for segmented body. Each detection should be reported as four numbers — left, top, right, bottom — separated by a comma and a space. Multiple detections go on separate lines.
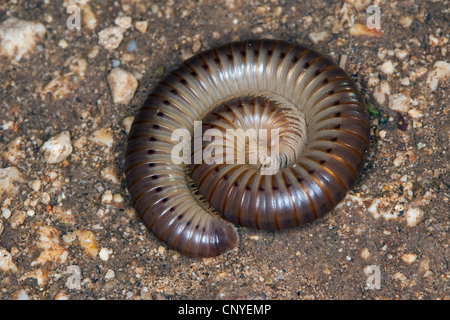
125, 39, 369, 257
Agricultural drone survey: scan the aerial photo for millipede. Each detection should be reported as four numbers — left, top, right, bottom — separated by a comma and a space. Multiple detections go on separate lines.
125, 39, 369, 257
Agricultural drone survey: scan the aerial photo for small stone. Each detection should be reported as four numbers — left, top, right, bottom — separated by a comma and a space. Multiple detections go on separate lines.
345, 0, 371, 11
399, 16, 413, 28
308, 31, 330, 44
349, 23, 381, 37
426, 61, 450, 92
55, 292, 69, 300
9, 211, 26, 229
105, 269, 115, 279
0, 219, 3, 236
58, 39, 69, 49
122, 116, 134, 134
135, 20, 148, 33
379, 129, 387, 140
405, 207, 423, 227
192, 40, 202, 53
87, 45, 101, 59
41, 192, 51, 205
107, 68, 138, 104
40, 131, 73, 164
30, 179, 42, 192
13, 289, 29, 300
388, 93, 411, 113
0, 248, 18, 273
76, 230, 99, 258
0, 167, 25, 198
157, 246, 166, 255
373, 80, 391, 105
113, 193, 124, 204
212, 31, 221, 39
2, 208, 11, 219
408, 108, 423, 118
115, 16, 132, 29
73, 136, 88, 150
401, 253, 418, 264
101, 166, 120, 184
1, 137, 25, 165
153, 65, 166, 78
379, 60, 395, 75
98, 26, 125, 50
101, 190, 113, 204
400, 77, 410, 86
418, 257, 431, 277
395, 48, 409, 60
409, 67, 428, 82
31, 224, 69, 266
273, 6, 283, 16
89, 128, 114, 148
252, 26, 263, 34
0, 17, 46, 61
99, 248, 112, 261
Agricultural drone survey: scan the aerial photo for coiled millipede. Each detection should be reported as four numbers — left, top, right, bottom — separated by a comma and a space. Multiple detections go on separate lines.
125, 39, 369, 257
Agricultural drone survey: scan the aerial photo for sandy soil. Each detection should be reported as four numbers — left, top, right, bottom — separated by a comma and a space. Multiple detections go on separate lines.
0, 0, 448, 300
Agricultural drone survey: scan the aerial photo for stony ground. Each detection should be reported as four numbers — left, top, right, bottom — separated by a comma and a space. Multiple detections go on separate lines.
0, 0, 448, 300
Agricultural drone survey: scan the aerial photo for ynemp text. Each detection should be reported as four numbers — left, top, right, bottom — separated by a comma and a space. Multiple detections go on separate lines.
178, 304, 271, 317
222, 304, 271, 315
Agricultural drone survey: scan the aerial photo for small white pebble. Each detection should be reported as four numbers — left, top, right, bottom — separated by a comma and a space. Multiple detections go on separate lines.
308, 31, 329, 44
89, 128, 114, 148
31, 179, 41, 192
98, 26, 125, 50
88, 45, 101, 59
0, 167, 25, 198
388, 93, 411, 113
105, 269, 115, 279
107, 68, 138, 104
40, 131, 73, 164
0, 248, 18, 273
101, 190, 113, 204
400, 77, 410, 86
0, 17, 47, 61
192, 40, 202, 53
401, 253, 417, 264
1, 208, 11, 219
122, 116, 134, 134
101, 167, 120, 184
360, 248, 371, 260
399, 16, 413, 28
373, 80, 391, 105
115, 16, 132, 29
426, 61, 450, 92
55, 292, 70, 300
58, 39, 69, 49
379, 60, 395, 75
408, 108, 423, 118
99, 248, 112, 261
113, 193, 124, 203
405, 207, 423, 227
135, 20, 148, 33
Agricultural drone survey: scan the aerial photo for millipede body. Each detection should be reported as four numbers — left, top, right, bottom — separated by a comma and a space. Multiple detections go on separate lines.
125, 39, 369, 257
